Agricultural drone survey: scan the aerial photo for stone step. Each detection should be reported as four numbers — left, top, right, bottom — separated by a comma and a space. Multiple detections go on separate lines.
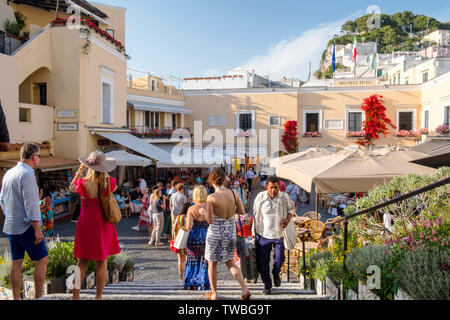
43, 280, 325, 300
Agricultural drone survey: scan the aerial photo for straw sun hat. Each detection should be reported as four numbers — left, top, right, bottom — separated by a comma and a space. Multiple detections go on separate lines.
79, 150, 117, 173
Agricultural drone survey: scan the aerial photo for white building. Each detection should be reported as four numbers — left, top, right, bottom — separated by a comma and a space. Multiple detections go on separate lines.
182, 67, 271, 90
423, 29, 450, 46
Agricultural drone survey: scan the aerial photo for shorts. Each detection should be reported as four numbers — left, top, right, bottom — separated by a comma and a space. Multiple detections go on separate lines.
8, 226, 49, 261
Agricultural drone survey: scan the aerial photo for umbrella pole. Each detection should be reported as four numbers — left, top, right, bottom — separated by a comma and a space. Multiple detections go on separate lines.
316, 193, 319, 213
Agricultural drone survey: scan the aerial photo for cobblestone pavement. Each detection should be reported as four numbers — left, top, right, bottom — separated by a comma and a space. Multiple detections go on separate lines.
0, 184, 331, 283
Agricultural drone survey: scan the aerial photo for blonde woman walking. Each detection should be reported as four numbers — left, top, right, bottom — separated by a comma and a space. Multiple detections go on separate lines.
69, 151, 121, 300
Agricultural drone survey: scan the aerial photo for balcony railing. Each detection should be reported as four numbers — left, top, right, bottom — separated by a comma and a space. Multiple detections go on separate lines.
129, 126, 192, 139
0, 31, 24, 55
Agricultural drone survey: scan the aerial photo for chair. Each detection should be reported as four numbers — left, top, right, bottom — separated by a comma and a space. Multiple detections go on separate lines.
324, 217, 342, 234
303, 211, 321, 221
305, 220, 325, 242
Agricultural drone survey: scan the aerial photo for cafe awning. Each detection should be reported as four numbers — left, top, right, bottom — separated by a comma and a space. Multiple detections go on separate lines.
0, 156, 79, 172
128, 100, 193, 115
105, 150, 153, 167
93, 131, 173, 164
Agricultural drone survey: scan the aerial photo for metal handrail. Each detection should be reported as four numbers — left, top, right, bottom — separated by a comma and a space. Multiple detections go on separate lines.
312, 176, 450, 300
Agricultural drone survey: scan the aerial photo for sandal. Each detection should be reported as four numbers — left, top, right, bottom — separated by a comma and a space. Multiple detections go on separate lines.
205, 292, 219, 301
241, 291, 252, 300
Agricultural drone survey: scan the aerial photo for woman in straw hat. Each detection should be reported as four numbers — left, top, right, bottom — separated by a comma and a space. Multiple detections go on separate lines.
69, 150, 121, 300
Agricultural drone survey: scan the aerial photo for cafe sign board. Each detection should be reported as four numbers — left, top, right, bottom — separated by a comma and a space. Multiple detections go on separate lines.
333, 79, 379, 87
57, 110, 79, 118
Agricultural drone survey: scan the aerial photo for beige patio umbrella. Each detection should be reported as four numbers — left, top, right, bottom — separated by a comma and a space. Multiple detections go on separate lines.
269, 147, 334, 168
274, 148, 437, 210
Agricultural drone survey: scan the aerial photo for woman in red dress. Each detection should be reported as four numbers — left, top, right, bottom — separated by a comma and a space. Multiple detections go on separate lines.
69, 151, 121, 300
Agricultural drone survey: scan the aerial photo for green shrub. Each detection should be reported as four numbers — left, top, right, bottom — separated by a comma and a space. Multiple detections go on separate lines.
345, 244, 401, 300
346, 167, 450, 244
122, 256, 135, 275
395, 246, 450, 300
46, 242, 77, 279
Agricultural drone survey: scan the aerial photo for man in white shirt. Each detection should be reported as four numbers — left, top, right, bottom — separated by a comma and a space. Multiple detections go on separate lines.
252, 176, 295, 295
245, 168, 255, 192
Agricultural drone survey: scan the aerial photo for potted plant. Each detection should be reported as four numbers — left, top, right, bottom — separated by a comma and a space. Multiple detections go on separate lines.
394, 130, 420, 139
107, 255, 120, 284
45, 241, 77, 294
303, 131, 322, 138
435, 125, 449, 136
119, 256, 136, 282
346, 131, 366, 138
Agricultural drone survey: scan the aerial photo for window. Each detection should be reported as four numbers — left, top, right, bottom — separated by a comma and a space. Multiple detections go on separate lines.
302, 110, 322, 133
306, 113, 319, 132
422, 72, 429, 83
405, 78, 409, 85
106, 29, 115, 38
377, 69, 383, 77
348, 112, 363, 132
126, 109, 130, 127
144, 111, 151, 128
269, 116, 281, 127
151, 80, 156, 91
424, 110, 429, 129
444, 106, 450, 126
397, 73, 400, 85
238, 112, 253, 132
154, 112, 160, 128
172, 113, 177, 129
398, 112, 414, 130
19, 107, 31, 123
39, 84, 47, 106
101, 77, 113, 124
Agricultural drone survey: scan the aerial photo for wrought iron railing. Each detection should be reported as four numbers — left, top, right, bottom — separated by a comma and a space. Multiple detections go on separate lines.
295, 176, 450, 299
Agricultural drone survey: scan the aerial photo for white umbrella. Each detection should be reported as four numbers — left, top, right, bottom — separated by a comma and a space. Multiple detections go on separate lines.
105, 150, 153, 167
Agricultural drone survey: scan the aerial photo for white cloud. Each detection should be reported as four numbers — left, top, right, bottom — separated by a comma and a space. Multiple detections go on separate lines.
242, 12, 362, 81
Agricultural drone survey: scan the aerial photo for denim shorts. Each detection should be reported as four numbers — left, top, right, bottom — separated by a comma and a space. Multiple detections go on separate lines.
8, 226, 49, 261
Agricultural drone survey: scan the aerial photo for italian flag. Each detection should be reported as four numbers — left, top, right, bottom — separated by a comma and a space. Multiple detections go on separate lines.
353, 34, 357, 61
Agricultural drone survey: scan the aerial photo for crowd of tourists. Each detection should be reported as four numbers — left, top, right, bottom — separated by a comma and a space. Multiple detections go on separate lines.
1, 144, 303, 300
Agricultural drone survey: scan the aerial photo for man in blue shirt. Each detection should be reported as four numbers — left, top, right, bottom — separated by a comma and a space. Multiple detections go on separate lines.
0, 143, 49, 300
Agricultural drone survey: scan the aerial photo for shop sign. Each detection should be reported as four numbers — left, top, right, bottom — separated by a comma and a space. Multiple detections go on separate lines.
57, 110, 79, 118
57, 123, 78, 131
334, 79, 378, 87
209, 116, 227, 126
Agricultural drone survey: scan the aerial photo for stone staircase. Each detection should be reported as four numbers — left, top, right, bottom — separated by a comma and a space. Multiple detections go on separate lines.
43, 280, 327, 300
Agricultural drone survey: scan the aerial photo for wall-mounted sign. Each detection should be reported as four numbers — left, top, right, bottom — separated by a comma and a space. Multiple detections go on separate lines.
209, 116, 227, 126
333, 79, 378, 87
57, 110, 79, 118
57, 123, 78, 131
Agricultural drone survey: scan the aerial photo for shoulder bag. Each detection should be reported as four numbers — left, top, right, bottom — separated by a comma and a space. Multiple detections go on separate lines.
281, 192, 297, 250
231, 189, 249, 257
99, 178, 122, 224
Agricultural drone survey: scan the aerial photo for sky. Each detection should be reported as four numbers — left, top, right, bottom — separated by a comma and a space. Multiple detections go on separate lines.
99, 0, 450, 82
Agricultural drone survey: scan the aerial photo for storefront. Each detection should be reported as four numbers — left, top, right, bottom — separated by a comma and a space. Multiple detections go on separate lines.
0, 156, 79, 221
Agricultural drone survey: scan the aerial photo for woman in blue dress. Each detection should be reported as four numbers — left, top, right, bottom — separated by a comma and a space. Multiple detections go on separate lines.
183, 185, 210, 290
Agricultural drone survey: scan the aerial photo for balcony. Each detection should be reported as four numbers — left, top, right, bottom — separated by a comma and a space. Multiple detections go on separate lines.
0, 30, 24, 55
129, 126, 192, 142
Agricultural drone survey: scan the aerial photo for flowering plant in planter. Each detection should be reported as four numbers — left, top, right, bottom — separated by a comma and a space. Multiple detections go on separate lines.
303, 131, 322, 138
357, 95, 396, 148
346, 131, 366, 138
418, 128, 429, 135
235, 129, 255, 137
435, 125, 449, 135
394, 130, 420, 138
282, 121, 299, 154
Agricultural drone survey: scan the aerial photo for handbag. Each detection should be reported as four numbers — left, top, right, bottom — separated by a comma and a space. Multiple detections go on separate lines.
231, 189, 249, 257
281, 193, 297, 250
170, 240, 180, 253
173, 227, 189, 250
99, 178, 122, 224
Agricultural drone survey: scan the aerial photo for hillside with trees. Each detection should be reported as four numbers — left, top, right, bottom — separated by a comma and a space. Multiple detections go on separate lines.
314, 11, 450, 79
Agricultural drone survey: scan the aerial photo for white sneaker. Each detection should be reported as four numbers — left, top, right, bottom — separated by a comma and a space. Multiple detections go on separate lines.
131, 226, 140, 231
